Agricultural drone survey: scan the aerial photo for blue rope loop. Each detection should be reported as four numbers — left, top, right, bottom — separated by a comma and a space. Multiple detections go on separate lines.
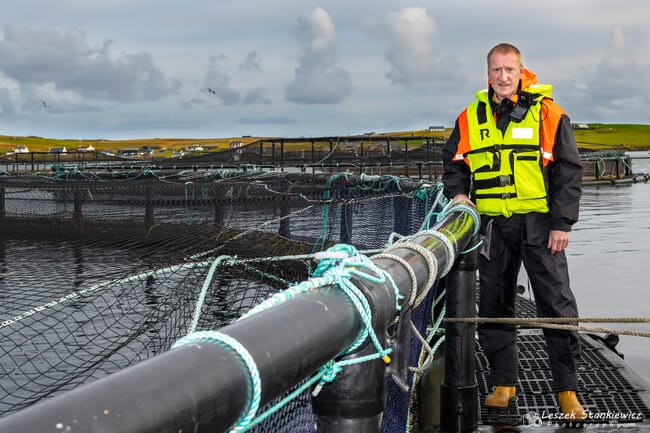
172, 331, 261, 433
310, 243, 401, 355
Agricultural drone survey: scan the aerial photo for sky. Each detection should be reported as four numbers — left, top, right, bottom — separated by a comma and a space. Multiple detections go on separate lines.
0, 0, 648, 140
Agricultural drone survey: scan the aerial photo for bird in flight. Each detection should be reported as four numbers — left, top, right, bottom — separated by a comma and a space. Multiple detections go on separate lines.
206, 88, 216, 95
42, 100, 51, 109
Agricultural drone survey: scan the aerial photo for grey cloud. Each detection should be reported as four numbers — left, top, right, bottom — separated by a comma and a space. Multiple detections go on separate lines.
0, 25, 180, 102
243, 87, 272, 105
383, 7, 463, 86
239, 116, 298, 125
285, 8, 351, 104
570, 26, 650, 121
205, 55, 241, 106
239, 51, 262, 72
0, 87, 15, 114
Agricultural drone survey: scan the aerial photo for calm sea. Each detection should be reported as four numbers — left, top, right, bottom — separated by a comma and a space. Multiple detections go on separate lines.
568, 151, 650, 382
515, 150, 650, 382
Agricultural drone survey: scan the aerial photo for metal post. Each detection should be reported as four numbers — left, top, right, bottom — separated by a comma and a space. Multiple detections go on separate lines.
404, 140, 409, 178
329, 140, 334, 164
440, 236, 480, 433
280, 140, 285, 171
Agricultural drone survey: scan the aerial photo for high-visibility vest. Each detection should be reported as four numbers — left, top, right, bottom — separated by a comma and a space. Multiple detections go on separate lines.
453, 85, 563, 217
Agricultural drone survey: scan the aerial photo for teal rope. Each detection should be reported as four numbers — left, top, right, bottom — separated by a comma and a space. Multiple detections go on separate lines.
172, 331, 261, 433
179, 243, 397, 431
189, 255, 233, 333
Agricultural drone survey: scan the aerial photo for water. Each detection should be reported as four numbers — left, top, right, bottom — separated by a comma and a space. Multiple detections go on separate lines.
515, 150, 650, 383
569, 151, 650, 382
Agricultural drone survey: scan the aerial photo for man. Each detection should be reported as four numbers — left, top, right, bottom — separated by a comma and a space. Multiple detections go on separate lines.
442, 43, 585, 419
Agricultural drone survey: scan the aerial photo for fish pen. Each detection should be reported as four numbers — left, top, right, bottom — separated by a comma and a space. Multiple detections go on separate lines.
0, 169, 442, 431
0, 168, 648, 432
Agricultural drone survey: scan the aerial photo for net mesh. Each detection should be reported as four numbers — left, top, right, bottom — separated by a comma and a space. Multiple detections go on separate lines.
0, 169, 438, 431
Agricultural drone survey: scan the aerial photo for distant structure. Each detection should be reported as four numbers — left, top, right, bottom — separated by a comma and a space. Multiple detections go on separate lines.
13, 145, 30, 154
428, 125, 445, 132
48, 147, 67, 154
572, 123, 590, 130
186, 145, 204, 152
117, 149, 140, 157
75, 144, 96, 153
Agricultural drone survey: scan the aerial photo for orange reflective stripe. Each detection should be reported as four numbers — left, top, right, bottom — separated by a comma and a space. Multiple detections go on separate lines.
454, 109, 471, 164
539, 99, 565, 166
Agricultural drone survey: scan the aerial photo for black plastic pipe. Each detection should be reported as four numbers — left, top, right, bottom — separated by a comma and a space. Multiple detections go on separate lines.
0, 204, 478, 433
312, 206, 479, 432
440, 237, 480, 433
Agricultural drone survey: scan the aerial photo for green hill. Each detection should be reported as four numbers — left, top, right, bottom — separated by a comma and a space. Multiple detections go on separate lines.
1, 123, 649, 154
573, 124, 650, 150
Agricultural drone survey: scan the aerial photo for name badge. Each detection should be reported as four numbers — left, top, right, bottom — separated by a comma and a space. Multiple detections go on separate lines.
511, 128, 533, 139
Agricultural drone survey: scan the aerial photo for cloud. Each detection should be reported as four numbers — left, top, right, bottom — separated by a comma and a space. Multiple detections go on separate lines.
243, 87, 272, 105
239, 116, 298, 125
383, 7, 463, 86
571, 26, 650, 120
0, 25, 180, 103
204, 55, 241, 105
239, 51, 262, 72
0, 87, 15, 114
285, 7, 351, 104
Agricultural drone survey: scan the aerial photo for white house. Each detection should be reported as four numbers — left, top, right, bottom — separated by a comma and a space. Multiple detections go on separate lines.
13, 145, 30, 153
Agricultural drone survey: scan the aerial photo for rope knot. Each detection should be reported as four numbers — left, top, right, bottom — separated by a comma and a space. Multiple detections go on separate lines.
312, 360, 343, 397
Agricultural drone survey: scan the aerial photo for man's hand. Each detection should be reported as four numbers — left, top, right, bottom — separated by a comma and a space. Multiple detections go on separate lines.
548, 230, 569, 254
452, 193, 475, 207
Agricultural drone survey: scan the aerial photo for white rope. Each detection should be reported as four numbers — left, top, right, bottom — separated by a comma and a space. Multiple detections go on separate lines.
372, 252, 418, 308
420, 230, 456, 277
386, 241, 439, 307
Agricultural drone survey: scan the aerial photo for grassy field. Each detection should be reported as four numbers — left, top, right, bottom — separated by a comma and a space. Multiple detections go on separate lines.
1, 123, 648, 155
573, 124, 650, 150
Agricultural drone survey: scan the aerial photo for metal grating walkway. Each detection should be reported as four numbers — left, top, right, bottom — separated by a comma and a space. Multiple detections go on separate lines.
476, 294, 650, 429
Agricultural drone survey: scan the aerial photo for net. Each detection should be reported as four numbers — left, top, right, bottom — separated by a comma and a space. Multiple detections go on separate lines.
0, 169, 439, 431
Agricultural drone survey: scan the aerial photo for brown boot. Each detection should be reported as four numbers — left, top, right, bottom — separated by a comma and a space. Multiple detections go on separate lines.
558, 391, 586, 420
484, 386, 516, 408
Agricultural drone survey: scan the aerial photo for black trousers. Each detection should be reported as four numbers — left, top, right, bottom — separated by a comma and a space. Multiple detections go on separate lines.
477, 213, 581, 391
